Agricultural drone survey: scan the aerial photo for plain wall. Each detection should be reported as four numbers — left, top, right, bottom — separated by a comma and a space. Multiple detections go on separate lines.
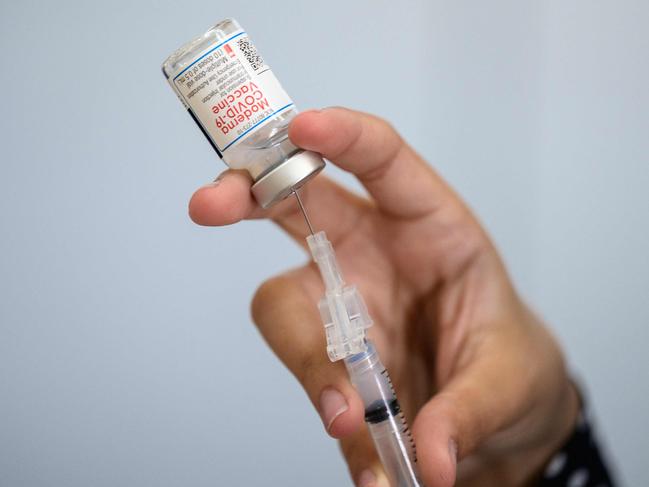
1, 1, 647, 485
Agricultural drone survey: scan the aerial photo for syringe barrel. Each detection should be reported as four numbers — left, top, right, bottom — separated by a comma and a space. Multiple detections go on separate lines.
345, 342, 423, 487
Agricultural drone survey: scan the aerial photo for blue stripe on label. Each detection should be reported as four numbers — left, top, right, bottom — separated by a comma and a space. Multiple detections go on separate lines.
172, 31, 247, 81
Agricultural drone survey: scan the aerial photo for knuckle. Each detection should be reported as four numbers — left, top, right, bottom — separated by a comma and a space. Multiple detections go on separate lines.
250, 275, 285, 325
375, 113, 397, 133
339, 434, 357, 460
295, 353, 324, 387
369, 112, 400, 140
339, 430, 377, 474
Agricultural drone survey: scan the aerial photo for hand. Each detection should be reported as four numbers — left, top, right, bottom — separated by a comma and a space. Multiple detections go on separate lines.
188, 107, 579, 487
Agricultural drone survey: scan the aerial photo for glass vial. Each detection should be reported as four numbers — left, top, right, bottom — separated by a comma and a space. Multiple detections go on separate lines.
162, 18, 324, 208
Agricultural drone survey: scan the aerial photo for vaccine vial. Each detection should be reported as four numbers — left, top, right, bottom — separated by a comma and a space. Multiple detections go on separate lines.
162, 18, 325, 208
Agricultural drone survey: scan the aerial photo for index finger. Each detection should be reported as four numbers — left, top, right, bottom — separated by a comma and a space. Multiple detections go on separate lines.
288, 107, 454, 219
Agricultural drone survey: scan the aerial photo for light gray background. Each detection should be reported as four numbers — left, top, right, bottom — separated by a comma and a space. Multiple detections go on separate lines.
1, 1, 647, 486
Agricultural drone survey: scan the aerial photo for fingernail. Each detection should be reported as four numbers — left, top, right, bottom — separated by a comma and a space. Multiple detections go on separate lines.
200, 174, 224, 189
319, 387, 348, 432
375, 471, 390, 487
449, 438, 458, 467
357, 469, 389, 487
357, 469, 376, 487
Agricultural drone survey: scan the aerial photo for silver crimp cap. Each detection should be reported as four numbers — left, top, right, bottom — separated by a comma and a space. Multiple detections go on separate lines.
251, 151, 325, 208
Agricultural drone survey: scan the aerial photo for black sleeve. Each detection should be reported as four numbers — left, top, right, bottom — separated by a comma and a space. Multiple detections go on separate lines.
538, 404, 616, 487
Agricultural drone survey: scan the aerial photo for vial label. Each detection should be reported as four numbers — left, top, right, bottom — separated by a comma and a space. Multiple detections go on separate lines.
169, 30, 293, 153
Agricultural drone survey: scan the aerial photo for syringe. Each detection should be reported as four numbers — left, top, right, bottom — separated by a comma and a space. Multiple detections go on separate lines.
294, 191, 423, 487
345, 342, 422, 487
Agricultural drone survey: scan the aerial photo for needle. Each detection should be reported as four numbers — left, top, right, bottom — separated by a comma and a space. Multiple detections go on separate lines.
293, 189, 315, 236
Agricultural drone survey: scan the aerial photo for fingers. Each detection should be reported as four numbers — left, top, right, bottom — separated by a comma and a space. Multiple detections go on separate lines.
251, 260, 395, 486
251, 268, 365, 438
189, 169, 368, 245
289, 107, 455, 219
190, 106, 461, 243
189, 170, 254, 226
340, 426, 390, 487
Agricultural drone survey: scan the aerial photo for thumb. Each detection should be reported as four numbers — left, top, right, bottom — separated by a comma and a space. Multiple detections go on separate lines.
411, 347, 536, 487
411, 392, 460, 487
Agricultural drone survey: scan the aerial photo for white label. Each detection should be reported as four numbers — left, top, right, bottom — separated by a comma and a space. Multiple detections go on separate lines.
169, 30, 293, 153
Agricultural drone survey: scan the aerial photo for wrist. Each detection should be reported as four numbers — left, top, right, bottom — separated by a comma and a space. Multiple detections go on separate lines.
521, 379, 580, 486
455, 378, 580, 487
